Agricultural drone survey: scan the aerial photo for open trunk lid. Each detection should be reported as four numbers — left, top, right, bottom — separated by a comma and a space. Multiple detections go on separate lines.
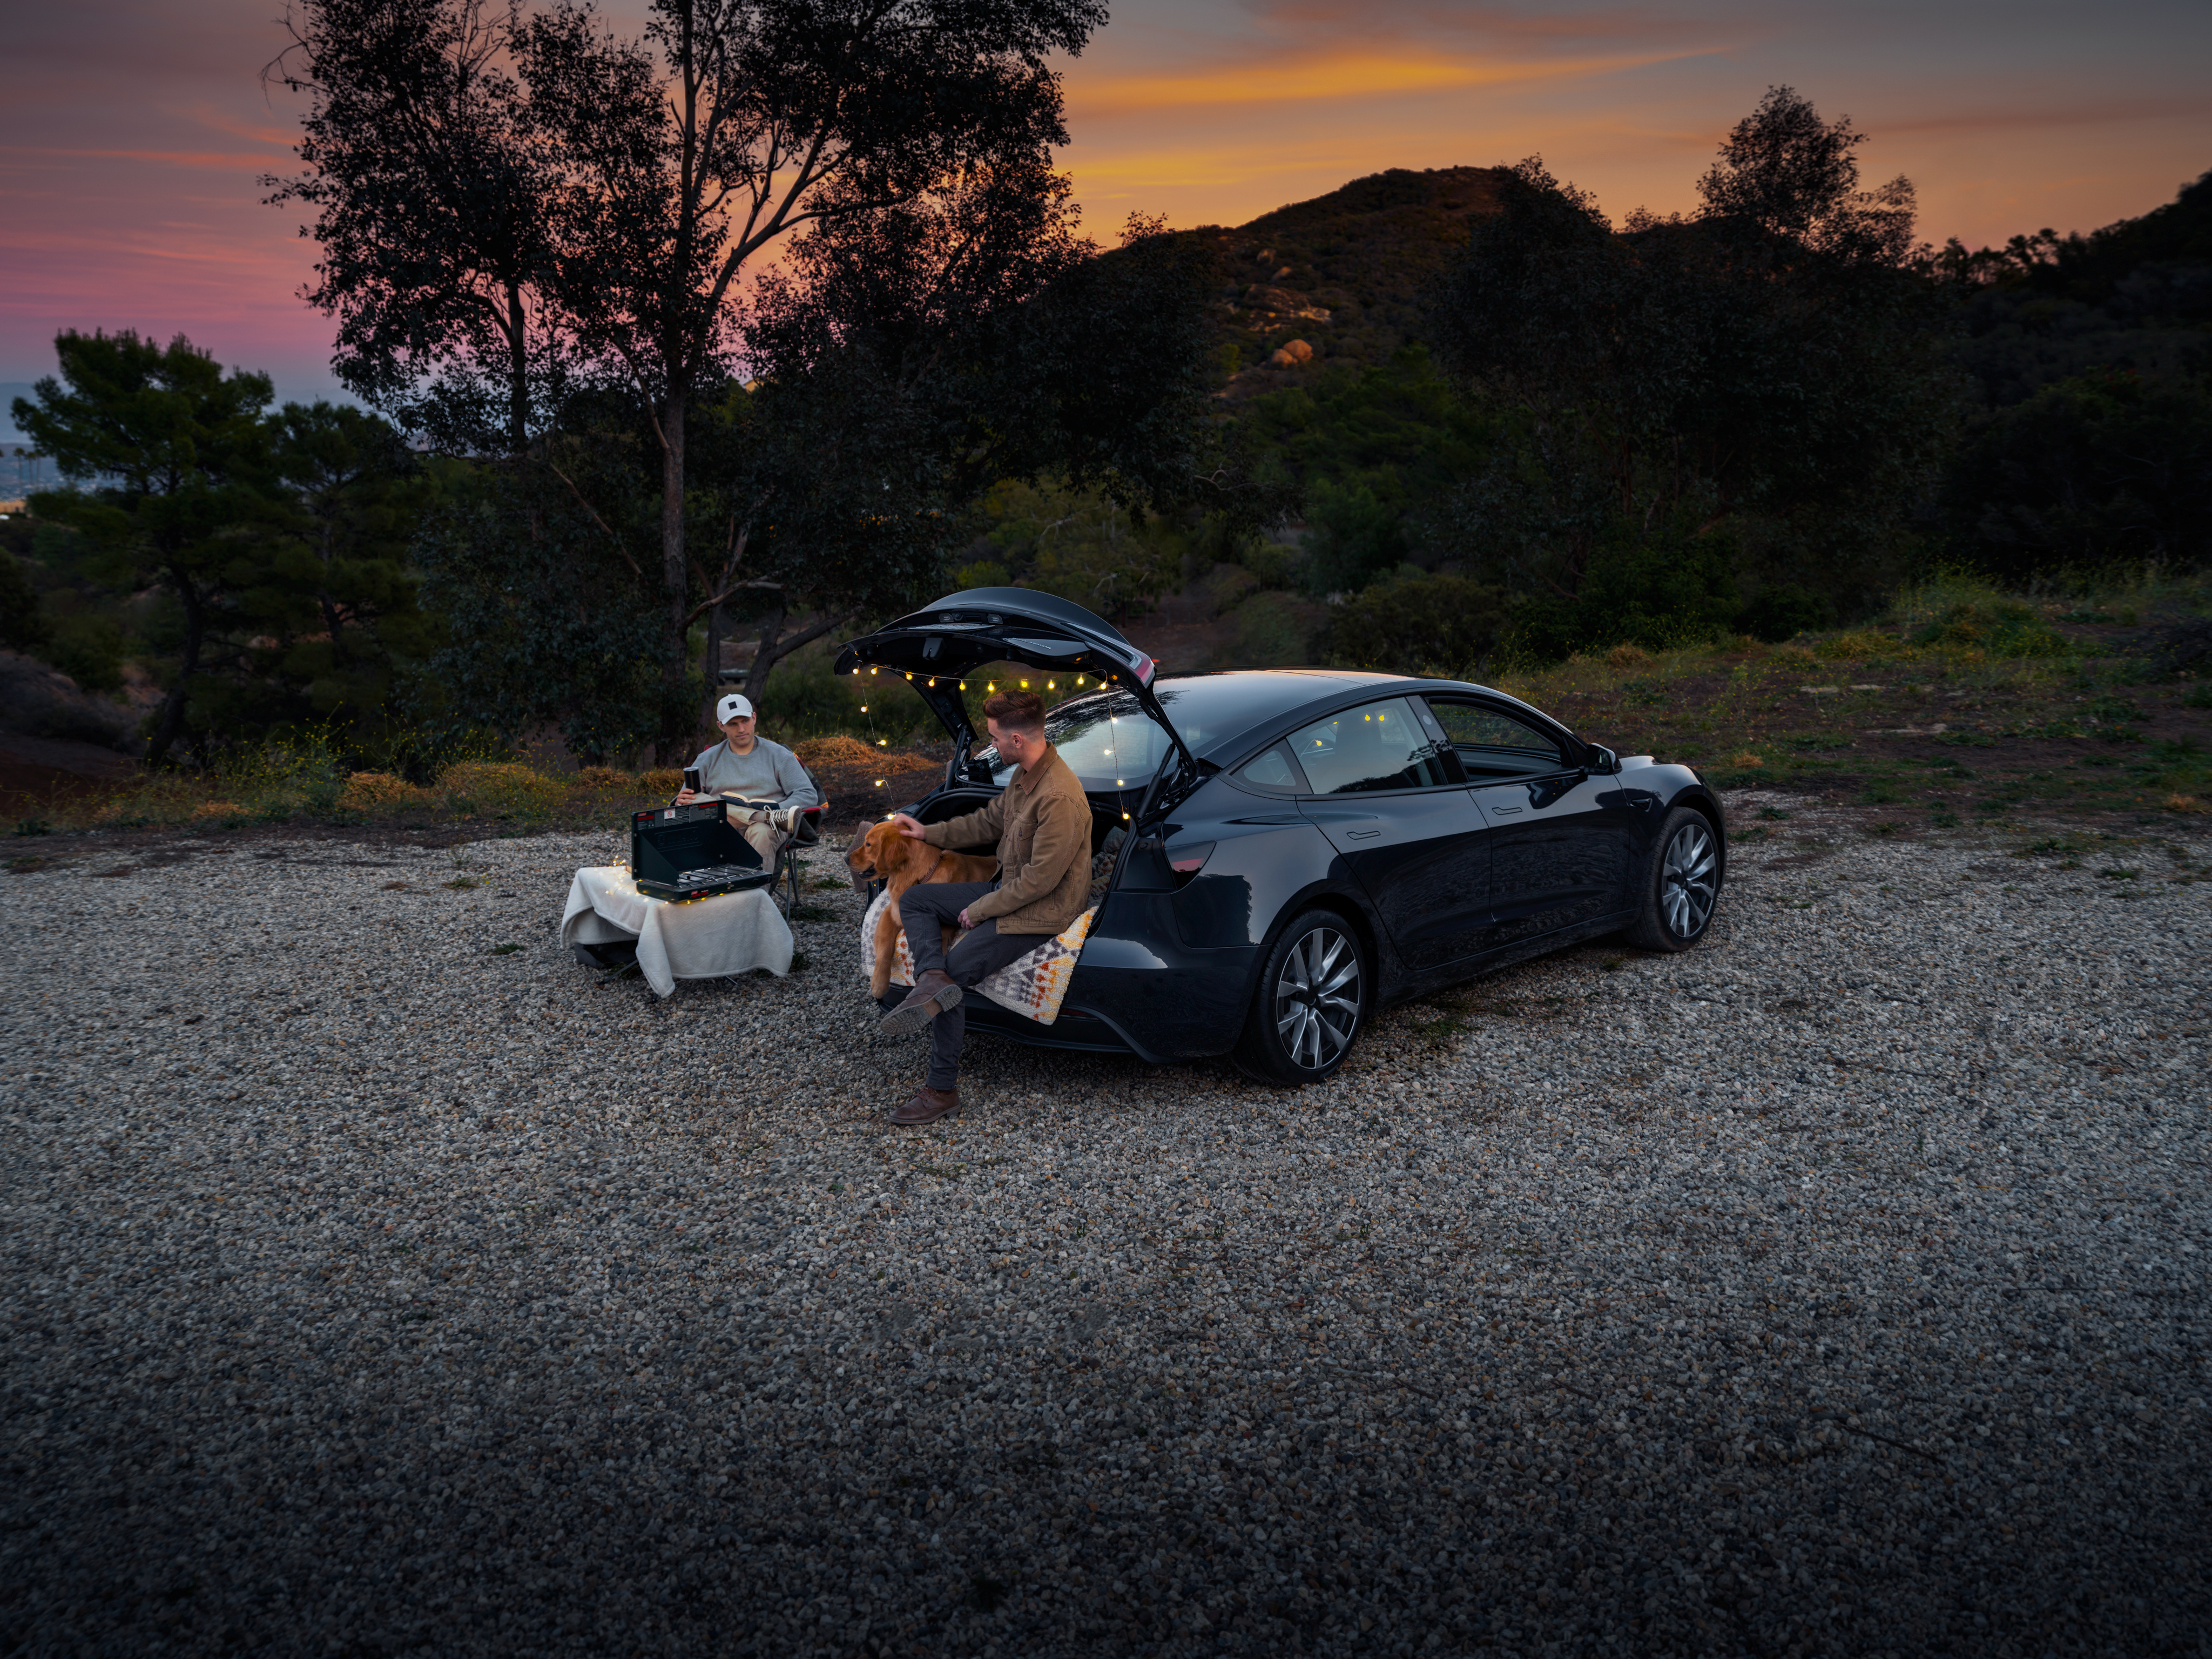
835, 587, 1199, 817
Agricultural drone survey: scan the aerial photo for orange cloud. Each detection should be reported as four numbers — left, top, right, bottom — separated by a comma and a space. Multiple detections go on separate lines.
1068, 43, 1713, 116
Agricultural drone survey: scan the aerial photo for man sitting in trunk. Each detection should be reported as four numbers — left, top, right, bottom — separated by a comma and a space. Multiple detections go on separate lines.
876, 689, 1091, 1125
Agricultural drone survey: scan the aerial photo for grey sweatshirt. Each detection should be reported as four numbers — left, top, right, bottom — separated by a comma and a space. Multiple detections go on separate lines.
689, 737, 820, 808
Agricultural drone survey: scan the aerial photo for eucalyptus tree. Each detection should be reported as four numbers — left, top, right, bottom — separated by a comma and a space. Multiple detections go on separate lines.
514, 0, 1106, 754
265, 0, 557, 455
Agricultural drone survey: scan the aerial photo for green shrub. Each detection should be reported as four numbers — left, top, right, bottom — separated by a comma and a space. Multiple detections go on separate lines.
41, 612, 127, 691
1736, 585, 1833, 642
1320, 569, 1507, 676
1235, 591, 1325, 667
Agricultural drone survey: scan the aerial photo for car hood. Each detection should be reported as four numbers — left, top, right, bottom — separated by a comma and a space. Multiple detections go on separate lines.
836, 588, 1199, 812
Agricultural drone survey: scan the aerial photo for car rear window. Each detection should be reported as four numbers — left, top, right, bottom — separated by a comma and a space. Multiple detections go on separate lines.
981, 678, 1343, 787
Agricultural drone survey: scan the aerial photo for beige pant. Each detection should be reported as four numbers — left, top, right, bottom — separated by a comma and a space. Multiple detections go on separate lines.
720, 801, 791, 865
739, 820, 788, 863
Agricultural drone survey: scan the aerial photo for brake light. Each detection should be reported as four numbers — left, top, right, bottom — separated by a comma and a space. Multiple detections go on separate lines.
1132, 652, 1156, 685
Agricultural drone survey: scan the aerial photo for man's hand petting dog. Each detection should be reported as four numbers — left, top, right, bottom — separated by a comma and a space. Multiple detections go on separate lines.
889, 813, 976, 926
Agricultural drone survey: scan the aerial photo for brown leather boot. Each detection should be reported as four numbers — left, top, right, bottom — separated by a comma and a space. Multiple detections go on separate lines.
889, 1085, 960, 1125
878, 969, 962, 1037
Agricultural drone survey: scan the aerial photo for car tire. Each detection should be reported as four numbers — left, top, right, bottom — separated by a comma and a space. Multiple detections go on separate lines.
1232, 908, 1369, 1085
1627, 805, 1723, 952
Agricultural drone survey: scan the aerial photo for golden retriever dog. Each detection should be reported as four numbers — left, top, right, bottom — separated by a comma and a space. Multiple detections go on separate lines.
846, 821, 999, 999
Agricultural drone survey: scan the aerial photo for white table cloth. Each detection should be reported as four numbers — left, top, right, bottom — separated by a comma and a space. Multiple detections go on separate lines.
561, 865, 792, 997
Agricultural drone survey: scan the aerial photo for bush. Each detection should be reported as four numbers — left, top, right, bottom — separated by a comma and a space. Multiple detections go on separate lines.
949, 558, 1010, 590
1321, 570, 1508, 676
437, 761, 566, 816
41, 612, 127, 692
1244, 543, 1303, 589
1736, 585, 1833, 642
1812, 630, 1893, 661
337, 771, 432, 812
1234, 590, 1326, 667
1, 554, 47, 652
1892, 572, 2072, 658
1944, 369, 2212, 579
795, 735, 883, 768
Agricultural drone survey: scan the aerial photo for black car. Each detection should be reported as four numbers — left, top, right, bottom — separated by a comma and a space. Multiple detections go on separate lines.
837, 588, 1724, 1083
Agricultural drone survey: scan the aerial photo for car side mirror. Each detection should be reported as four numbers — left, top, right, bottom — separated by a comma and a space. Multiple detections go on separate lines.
1586, 744, 1619, 774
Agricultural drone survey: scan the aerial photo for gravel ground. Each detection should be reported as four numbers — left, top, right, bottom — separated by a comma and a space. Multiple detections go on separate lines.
4, 813, 2209, 1657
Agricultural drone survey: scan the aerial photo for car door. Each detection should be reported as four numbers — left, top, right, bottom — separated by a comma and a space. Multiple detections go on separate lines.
1289, 697, 1492, 972
1421, 697, 1634, 948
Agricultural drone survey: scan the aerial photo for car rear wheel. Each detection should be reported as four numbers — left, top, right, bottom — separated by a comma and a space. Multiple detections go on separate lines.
1627, 806, 1722, 951
1233, 909, 1368, 1085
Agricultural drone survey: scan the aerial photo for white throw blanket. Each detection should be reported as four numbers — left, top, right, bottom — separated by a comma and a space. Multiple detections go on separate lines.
860, 886, 1097, 1025
562, 865, 793, 997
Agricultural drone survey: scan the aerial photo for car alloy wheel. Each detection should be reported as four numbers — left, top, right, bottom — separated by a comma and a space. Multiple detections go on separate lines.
1272, 923, 1361, 1071
1661, 818, 1718, 938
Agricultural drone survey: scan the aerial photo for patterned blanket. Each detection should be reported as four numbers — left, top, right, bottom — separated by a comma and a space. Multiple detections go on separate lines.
860, 887, 1098, 1026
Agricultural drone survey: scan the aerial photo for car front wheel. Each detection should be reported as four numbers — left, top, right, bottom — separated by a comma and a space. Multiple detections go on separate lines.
1233, 909, 1368, 1085
1628, 806, 1722, 951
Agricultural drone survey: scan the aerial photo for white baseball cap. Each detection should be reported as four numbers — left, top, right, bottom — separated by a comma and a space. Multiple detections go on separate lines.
716, 693, 755, 723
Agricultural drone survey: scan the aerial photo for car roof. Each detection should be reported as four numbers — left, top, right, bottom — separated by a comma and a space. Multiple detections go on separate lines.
1137, 668, 1579, 762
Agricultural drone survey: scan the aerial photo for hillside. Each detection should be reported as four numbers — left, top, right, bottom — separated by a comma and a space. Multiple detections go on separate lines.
1186, 166, 1506, 399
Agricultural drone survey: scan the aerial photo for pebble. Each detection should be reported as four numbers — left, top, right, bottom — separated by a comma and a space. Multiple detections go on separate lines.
2, 814, 2207, 1655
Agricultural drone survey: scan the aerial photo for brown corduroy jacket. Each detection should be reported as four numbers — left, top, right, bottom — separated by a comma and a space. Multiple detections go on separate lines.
921, 744, 1093, 935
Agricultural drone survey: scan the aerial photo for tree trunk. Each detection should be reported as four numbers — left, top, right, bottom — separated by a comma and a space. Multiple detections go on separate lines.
507, 282, 530, 456
704, 595, 724, 739
144, 569, 206, 770
657, 385, 689, 761
743, 592, 787, 707
743, 602, 852, 718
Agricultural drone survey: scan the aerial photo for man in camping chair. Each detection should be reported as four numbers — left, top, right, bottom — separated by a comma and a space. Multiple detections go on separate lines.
676, 692, 820, 862
876, 689, 1090, 1125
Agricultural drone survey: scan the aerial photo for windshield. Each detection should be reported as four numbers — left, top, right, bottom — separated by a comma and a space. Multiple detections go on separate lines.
978, 676, 1355, 788
983, 691, 1165, 788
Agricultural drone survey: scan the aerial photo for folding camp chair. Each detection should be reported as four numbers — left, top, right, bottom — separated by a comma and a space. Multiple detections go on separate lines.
773, 803, 826, 916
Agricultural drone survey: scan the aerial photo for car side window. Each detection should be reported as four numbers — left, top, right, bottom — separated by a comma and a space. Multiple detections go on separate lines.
1233, 742, 1310, 794
1423, 699, 1570, 777
1287, 698, 1458, 795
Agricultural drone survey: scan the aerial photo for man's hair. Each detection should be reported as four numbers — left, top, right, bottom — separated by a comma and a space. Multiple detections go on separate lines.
982, 688, 1046, 734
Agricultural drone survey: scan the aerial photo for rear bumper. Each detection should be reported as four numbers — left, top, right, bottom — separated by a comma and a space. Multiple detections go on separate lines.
880, 899, 1260, 1062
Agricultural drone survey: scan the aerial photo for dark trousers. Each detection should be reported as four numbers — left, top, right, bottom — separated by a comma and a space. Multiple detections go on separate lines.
898, 879, 1034, 1090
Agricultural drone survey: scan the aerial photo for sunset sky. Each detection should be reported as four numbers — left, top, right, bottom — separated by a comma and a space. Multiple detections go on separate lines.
4, 0, 2207, 414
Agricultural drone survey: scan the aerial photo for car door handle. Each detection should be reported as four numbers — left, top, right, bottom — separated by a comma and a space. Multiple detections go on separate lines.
1487, 805, 1523, 816
1346, 829, 1382, 840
